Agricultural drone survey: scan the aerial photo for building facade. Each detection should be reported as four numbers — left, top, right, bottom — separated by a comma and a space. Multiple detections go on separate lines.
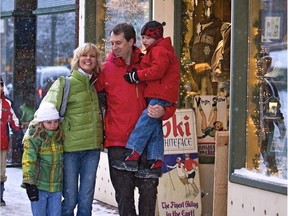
0, 0, 287, 215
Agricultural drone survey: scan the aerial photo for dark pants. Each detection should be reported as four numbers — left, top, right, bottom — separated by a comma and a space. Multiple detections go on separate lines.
0, 182, 4, 199
108, 147, 159, 216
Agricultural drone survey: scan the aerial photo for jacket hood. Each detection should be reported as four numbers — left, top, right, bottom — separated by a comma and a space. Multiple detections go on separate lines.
146, 37, 175, 53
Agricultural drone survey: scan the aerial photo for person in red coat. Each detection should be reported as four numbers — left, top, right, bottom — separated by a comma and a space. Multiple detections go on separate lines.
96, 23, 176, 216
0, 78, 20, 206
183, 153, 200, 197
112, 20, 180, 178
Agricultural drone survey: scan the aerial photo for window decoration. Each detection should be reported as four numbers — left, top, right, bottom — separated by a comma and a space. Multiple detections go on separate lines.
178, 0, 217, 108
248, 2, 287, 180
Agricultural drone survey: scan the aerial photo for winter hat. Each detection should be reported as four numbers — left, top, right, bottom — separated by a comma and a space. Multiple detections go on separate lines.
141, 21, 166, 40
35, 102, 59, 122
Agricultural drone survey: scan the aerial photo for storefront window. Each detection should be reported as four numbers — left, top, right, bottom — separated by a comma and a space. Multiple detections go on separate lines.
0, 0, 14, 13
36, 12, 75, 67
0, 17, 14, 99
234, 0, 287, 189
102, 0, 150, 56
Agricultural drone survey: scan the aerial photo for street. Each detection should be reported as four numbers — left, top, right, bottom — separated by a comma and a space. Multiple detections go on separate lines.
0, 167, 119, 216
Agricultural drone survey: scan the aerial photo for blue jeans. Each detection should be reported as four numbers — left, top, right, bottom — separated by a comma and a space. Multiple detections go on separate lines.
31, 190, 61, 216
61, 150, 100, 216
126, 98, 172, 161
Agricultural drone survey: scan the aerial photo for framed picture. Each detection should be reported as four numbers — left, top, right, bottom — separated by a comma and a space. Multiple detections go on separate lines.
261, 11, 286, 43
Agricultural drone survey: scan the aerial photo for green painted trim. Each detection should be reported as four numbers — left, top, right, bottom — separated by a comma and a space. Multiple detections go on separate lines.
0, 11, 13, 18
229, 0, 287, 195
229, 0, 249, 172
149, 0, 153, 20
174, 1, 181, 58
33, 5, 78, 15
84, 0, 96, 43
230, 174, 287, 195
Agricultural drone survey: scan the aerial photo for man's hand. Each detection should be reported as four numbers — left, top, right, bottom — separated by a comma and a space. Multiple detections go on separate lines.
148, 104, 165, 118
124, 68, 139, 84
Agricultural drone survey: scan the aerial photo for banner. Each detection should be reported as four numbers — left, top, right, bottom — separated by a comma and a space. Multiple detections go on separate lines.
157, 109, 202, 216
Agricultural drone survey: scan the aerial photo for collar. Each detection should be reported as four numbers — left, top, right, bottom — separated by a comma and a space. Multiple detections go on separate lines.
78, 68, 92, 80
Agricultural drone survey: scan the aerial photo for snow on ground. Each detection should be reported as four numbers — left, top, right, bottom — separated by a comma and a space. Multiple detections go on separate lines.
0, 167, 119, 216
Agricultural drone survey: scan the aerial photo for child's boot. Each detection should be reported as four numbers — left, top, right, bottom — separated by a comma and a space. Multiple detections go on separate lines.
111, 149, 140, 172
135, 160, 163, 178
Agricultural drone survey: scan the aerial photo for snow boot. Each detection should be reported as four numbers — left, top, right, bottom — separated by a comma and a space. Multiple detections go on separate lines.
135, 160, 162, 178
111, 149, 139, 172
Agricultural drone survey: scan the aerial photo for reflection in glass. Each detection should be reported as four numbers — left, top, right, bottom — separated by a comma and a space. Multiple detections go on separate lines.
247, 0, 287, 182
36, 12, 76, 105
0, 18, 14, 99
103, 0, 150, 56
36, 12, 76, 67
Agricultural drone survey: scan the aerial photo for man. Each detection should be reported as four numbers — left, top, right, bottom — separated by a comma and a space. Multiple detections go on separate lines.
96, 23, 176, 216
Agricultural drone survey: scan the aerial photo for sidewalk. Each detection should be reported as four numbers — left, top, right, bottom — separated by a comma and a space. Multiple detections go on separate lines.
0, 167, 119, 216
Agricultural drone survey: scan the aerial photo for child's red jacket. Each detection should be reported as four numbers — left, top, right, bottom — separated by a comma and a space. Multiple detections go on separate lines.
137, 37, 180, 103
1, 93, 20, 150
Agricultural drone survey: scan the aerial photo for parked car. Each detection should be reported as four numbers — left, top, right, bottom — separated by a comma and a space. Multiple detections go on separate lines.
36, 66, 71, 107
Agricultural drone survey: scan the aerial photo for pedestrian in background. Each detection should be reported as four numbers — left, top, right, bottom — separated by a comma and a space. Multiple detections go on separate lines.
0, 77, 21, 207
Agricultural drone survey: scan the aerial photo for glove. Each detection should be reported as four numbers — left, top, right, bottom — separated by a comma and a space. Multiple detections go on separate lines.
25, 184, 39, 202
124, 69, 139, 84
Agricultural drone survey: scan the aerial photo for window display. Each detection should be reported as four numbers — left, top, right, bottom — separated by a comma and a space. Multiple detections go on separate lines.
246, 0, 287, 183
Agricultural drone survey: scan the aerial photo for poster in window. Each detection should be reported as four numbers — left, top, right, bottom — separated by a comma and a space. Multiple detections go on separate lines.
261, 11, 286, 43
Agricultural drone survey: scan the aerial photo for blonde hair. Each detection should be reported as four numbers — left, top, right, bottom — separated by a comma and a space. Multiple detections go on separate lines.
32, 122, 64, 144
70, 43, 103, 74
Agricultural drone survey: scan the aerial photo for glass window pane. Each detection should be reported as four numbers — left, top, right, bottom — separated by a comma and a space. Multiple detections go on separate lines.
36, 12, 75, 66
0, 0, 15, 12
245, 0, 287, 184
37, 0, 76, 9
0, 17, 14, 99
103, 0, 150, 55
36, 12, 75, 105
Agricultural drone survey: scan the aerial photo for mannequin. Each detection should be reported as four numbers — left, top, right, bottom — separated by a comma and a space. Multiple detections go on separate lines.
259, 55, 286, 175
189, 14, 223, 95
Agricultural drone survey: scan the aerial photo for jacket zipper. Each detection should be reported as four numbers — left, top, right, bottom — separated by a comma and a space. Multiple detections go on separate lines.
136, 84, 139, 98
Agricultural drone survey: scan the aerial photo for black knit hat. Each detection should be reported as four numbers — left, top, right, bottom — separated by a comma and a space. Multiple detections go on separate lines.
0, 77, 3, 86
141, 21, 166, 40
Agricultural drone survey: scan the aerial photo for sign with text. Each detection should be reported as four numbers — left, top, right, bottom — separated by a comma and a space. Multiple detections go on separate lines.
193, 96, 228, 163
157, 109, 202, 216
163, 109, 198, 154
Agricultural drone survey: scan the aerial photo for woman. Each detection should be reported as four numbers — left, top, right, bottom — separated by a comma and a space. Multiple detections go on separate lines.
39, 43, 104, 216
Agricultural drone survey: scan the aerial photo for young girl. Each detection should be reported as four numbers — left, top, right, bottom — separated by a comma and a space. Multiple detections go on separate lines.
22, 102, 64, 216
